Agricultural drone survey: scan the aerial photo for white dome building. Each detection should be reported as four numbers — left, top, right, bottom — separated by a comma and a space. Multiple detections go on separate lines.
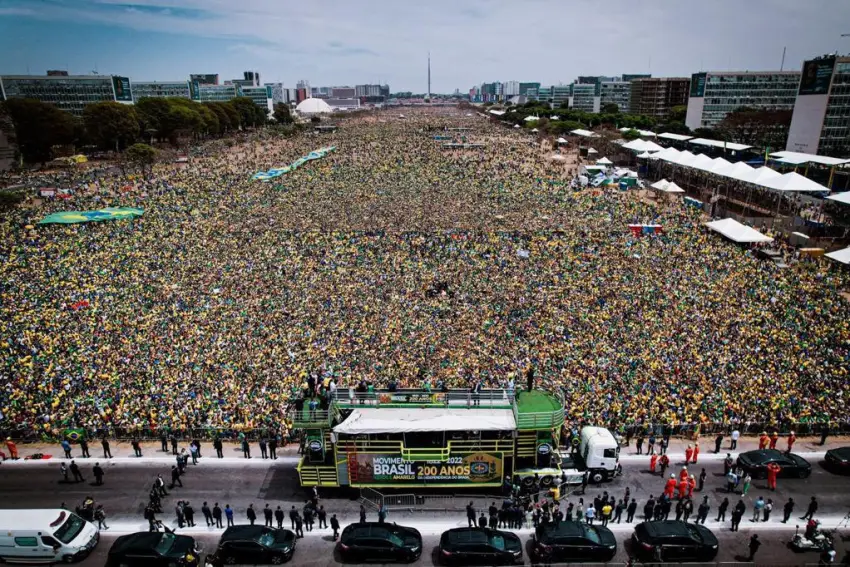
296, 98, 333, 114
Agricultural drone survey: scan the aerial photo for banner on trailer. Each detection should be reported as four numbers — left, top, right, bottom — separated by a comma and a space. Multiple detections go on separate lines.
352, 452, 503, 485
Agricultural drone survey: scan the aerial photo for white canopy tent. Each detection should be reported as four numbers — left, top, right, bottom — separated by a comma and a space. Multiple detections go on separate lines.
571, 129, 599, 138
769, 151, 850, 167
596, 157, 613, 165
488, 109, 506, 116
622, 139, 664, 153
556, 137, 568, 144
524, 115, 540, 122
739, 166, 781, 186
719, 161, 755, 181
333, 408, 516, 434
826, 192, 850, 206
688, 138, 752, 152
636, 151, 652, 158
587, 147, 599, 154
690, 154, 717, 171
825, 247, 850, 265
705, 218, 773, 243
760, 172, 830, 192
531, 128, 539, 133
663, 181, 685, 193
706, 157, 734, 176
650, 179, 670, 190
649, 147, 681, 161
658, 132, 694, 142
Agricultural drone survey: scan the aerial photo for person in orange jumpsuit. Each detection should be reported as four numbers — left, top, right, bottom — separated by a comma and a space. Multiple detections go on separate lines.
766, 462, 781, 491
758, 432, 769, 450
786, 431, 796, 453
650, 453, 658, 474
684, 444, 693, 464
664, 475, 677, 499
677, 478, 688, 499
769, 432, 779, 450
687, 475, 696, 498
5, 438, 18, 460
679, 466, 689, 482
692, 442, 700, 464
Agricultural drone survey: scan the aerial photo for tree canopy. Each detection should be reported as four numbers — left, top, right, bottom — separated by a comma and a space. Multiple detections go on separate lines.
1, 98, 78, 163
82, 101, 140, 151
273, 103, 293, 124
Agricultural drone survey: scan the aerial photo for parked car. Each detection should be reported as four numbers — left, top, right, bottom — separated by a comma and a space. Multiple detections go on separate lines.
632, 521, 718, 562
338, 522, 422, 563
107, 532, 198, 567
438, 527, 522, 565
824, 446, 850, 474
736, 449, 812, 479
530, 521, 616, 563
215, 525, 296, 565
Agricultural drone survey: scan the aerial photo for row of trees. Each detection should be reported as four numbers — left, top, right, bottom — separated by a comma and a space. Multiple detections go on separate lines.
0, 96, 292, 164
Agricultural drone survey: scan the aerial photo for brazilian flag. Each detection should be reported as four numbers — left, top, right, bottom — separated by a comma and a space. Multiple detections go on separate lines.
64, 428, 86, 442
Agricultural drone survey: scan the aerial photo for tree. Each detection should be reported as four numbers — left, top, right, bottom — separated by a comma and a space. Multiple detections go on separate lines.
230, 97, 264, 128
83, 102, 139, 151
2, 98, 78, 163
657, 121, 690, 135
622, 128, 641, 140
601, 102, 620, 114
125, 142, 157, 176
273, 103, 293, 124
668, 105, 687, 123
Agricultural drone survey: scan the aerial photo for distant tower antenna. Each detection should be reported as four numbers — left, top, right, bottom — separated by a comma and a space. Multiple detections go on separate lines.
427, 51, 431, 102
780, 46, 787, 71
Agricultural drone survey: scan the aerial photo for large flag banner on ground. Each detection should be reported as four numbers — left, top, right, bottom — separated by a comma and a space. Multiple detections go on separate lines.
253, 146, 336, 181
39, 207, 144, 225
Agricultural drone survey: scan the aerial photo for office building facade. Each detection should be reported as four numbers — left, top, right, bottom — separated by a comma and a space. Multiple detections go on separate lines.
190, 74, 219, 85
241, 85, 274, 114
264, 83, 284, 104
0, 74, 131, 117
190, 83, 240, 102
569, 83, 600, 113
131, 81, 191, 100
600, 80, 631, 112
631, 77, 690, 119
685, 71, 800, 130
786, 56, 850, 157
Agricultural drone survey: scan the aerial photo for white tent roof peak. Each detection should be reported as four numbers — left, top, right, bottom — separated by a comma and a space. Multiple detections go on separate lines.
826, 191, 850, 206
587, 147, 598, 154
825, 247, 850, 265
664, 181, 685, 193
596, 157, 613, 165
760, 171, 830, 192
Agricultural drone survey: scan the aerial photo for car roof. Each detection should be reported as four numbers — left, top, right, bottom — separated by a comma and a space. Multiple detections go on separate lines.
444, 528, 503, 544
220, 525, 266, 541
110, 533, 164, 554
538, 521, 585, 539
829, 447, 850, 458
638, 521, 692, 538
742, 449, 784, 462
342, 523, 418, 537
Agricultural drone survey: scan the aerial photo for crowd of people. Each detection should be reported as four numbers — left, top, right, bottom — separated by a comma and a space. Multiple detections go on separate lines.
1, 108, 848, 437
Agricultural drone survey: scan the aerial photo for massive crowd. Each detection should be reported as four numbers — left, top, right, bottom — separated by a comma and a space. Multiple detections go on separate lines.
1, 108, 848, 437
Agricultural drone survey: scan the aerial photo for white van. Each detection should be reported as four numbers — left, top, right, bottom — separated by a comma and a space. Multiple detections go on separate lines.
0, 509, 99, 563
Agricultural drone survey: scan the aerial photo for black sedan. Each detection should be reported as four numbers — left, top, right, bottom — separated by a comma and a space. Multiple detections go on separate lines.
106, 532, 198, 567
530, 521, 616, 563
825, 446, 850, 474
438, 527, 522, 565
215, 525, 296, 564
632, 521, 718, 562
338, 522, 422, 563
736, 449, 812, 479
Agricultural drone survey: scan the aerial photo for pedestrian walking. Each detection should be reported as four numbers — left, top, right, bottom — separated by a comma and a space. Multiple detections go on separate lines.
290, 506, 298, 529
466, 501, 476, 528
763, 499, 772, 522
731, 500, 745, 531
191, 439, 202, 459
723, 453, 734, 475
176, 501, 186, 528
714, 433, 723, 453
752, 496, 764, 522
269, 436, 278, 460
303, 506, 314, 532
177, 450, 187, 474
647, 434, 656, 455
79, 438, 90, 458
585, 504, 595, 525
626, 498, 637, 523
144, 505, 157, 532
360, 504, 367, 523
614, 499, 624, 524
183, 501, 195, 528
580, 471, 589, 494
5, 438, 18, 460
189, 444, 198, 465
214, 437, 224, 459
170, 434, 178, 455
767, 462, 780, 491
213, 504, 223, 528
264, 504, 273, 527
275, 506, 284, 529
92, 504, 109, 530
697, 497, 710, 524
730, 429, 740, 450
801, 496, 818, 520
747, 534, 761, 561
318, 505, 327, 529
156, 474, 167, 496
131, 437, 142, 457
635, 433, 644, 455
658, 454, 669, 478
698, 468, 706, 491
378, 504, 387, 525
202, 502, 213, 526
101, 437, 112, 459
170, 465, 182, 488
160, 431, 168, 453
242, 439, 251, 459
819, 424, 829, 446
683, 499, 693, 523
259, 438, 268, 459
782, 498, 794, 523
92, 463, 104, 486
60, 462, 69, 483
247, 504, 257, 525
726, 470, 737, 493
330, 514, 340, 540
601, 501, 612, 526
294, 514, 304, 538
716, 497, 729, 522
61, 439, 72, 459
225, 504, 234, 527
69, 460, 84, 482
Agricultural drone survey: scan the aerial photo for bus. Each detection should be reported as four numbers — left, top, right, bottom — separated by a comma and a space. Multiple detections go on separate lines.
288, 388, 569, 490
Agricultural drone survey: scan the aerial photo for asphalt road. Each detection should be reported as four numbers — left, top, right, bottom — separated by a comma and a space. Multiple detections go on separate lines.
1, 456, 848, 566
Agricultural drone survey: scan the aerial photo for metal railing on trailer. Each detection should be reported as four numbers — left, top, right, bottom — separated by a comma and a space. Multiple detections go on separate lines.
331, 388, 516, 409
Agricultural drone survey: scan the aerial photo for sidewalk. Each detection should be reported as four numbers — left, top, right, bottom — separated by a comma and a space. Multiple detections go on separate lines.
2, 435, 847, 463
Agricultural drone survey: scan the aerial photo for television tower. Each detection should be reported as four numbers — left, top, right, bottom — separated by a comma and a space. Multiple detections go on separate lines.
427, 51, 431, 102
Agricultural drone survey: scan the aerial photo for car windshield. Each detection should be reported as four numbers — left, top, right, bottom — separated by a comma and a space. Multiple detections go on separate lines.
257, 530, 277, 547
582, 526, 602, 544
488, 533, 505, 550
387, 532, 404, 547
686, 525, 702, 542
154, 533, 176, 555
52, 514, 85, 544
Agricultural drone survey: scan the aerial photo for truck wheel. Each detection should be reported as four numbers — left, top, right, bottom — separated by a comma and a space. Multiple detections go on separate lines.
540, 475, 554, 487
591, 471, 606, 484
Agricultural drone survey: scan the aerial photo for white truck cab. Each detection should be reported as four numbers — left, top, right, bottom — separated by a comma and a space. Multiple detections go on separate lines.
0, 509, 99, 564
555, 426, 621, 484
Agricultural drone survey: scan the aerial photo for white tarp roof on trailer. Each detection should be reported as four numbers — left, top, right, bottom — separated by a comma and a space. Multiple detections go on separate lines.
571, 129, 599, 138
688, 138, 752, 152
333, 407, 517, 434
705, 218, 773, 243
769, 151, 850, 166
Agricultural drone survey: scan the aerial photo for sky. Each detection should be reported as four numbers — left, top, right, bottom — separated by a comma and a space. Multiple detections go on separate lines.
2, 0, 850, 93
